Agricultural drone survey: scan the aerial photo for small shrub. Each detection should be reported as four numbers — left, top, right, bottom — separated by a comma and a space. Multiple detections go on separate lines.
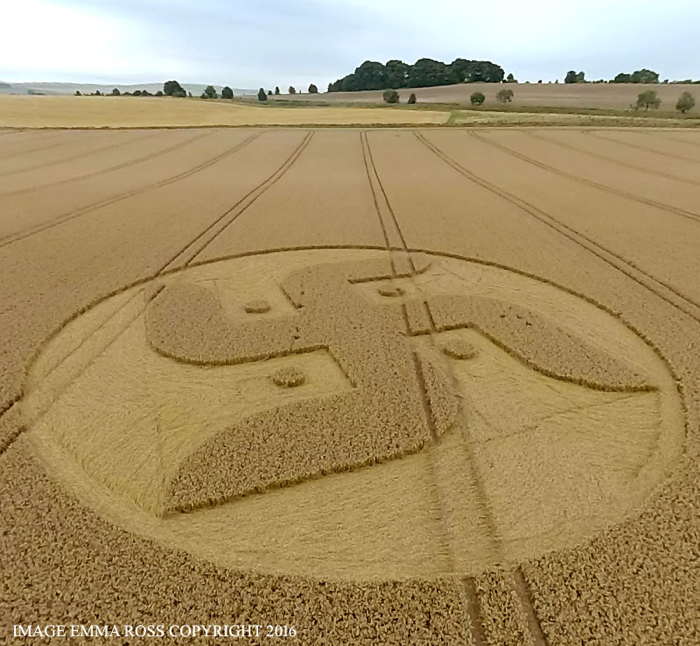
676, 91, 695, 113
470, 91, 485, 105
407, 93, 417, 104
383, 89, 399, 103
496, 88, 514, 103
636, 89, 661, 110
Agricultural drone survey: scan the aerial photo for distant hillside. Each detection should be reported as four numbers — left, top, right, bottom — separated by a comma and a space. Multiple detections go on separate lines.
0, 82, 256, 96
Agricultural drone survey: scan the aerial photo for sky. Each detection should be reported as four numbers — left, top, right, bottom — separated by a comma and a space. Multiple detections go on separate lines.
1, 0, 698, 88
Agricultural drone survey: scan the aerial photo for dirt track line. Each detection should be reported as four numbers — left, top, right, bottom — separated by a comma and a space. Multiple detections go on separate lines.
363, 131, 418, 274
360, 131, 397, 275
512, 567, 549, 646
164, 131, 314, 270
473, 131, 700, 224
1, 137, 70, 162
0, 131, 262, 250
416, 131, 700, 323
639, 130, 700, 151
0, 130, 160, 178
465, 131, 700, 311
28, 287, 161, 428
526, 130, 700, 188
0, 287, 160, 457
462, 578, 486, 646
41, 289, 144, 382
0, 130, 211, 198
588, 130, 700, 164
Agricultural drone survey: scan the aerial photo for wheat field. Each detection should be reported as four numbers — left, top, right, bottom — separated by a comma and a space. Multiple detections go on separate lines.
1, 126, 698, 644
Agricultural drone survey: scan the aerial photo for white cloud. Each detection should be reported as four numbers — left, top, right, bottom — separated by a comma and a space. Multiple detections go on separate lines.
1, 0, 697, 85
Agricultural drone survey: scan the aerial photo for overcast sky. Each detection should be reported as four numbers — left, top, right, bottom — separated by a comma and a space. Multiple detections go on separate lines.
2, 0, 698, 88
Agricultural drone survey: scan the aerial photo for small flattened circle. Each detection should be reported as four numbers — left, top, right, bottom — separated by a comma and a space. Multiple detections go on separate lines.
378, 285, 404, 297
442, 339, 478, 360
244, 299, 271, 314
271, 366, 306, 388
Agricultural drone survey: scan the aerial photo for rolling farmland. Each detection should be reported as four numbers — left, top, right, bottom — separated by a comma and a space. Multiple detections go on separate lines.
1, 126, 698, 644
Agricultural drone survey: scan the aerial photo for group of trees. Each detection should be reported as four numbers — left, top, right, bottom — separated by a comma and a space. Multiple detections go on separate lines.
613, 69, 659, 84
199, 85, 234, 99
469, 89, 513, 105
380, 88, 514, 106
564, 69, 661, 84
633, 89, 695, 113
329, 58, 505, 92
257, 84, 320, 101
75, 88, 165, 97
564, 70, 586, 84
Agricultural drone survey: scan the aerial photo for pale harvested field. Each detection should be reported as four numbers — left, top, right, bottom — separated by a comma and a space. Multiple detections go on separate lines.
3, 95, 698, 130
0, 127, 698, 645
280, 81, 700, 110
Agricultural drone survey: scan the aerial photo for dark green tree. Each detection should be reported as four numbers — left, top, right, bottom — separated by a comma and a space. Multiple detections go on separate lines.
564, 70, 577, 84
407, 58, 451, 87
74, 90, 81, 96
386, 59, 410, 87
631, 69, 659, 83
155, 90, 163, 96
407, 92, 417, 104
274, 86, 280, 95
613, 72, 632, 83
676, 91, 695, 113
203, 85, 217, 99
470, 91, 485, 105
257, 88, 267, 102
288, 86, 296, 94
163, 80, 185, 96
575, 71, 585, 83
221, 86, 234, 99
506, 73, 516, 83
636, 89, 661, 109
308, 83, 318, 93
111, 88, 120, 96
382, 89, 399, 103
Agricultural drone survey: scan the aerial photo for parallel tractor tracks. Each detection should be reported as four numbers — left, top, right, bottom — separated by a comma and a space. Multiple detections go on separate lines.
416, 131, 700, 325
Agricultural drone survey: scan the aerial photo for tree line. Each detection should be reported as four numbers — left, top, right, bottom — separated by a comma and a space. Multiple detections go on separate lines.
328, 58, 505, 92
564, 68, 699, 84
